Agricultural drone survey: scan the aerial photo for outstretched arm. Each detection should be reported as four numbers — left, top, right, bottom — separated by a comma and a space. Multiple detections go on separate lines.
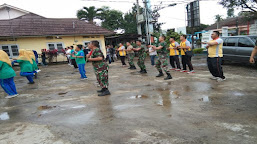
250, 46, 257, 64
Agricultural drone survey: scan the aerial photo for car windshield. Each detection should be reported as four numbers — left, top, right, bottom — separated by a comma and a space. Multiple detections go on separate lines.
250, 36, 257, 44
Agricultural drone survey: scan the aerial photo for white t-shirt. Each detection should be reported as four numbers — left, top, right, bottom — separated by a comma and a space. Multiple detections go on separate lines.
149, 47, 157, 56
66, 49, 71, 58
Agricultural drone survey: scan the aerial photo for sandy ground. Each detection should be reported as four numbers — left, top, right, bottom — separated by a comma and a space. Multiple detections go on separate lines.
0, 55, 257, 144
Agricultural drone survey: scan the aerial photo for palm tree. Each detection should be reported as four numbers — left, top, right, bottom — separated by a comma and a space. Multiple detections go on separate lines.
77, 6, 102, 24
215, 14, 223, 29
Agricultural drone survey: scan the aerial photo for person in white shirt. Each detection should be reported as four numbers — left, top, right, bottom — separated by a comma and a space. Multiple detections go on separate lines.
66, 47, 71, 65
148, 45, 157, 66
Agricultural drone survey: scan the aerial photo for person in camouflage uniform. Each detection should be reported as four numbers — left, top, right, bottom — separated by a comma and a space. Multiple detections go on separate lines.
126, 42, 136, 69
87, 41, 110, 96
151, 36, 172, 80
133, 40, 147, 74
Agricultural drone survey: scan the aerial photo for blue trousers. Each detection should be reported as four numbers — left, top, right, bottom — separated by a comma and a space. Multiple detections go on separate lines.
150, 55, 156, 66
0, 77, 18, 96
20, 72, 34, 83
78, 64, 87, 78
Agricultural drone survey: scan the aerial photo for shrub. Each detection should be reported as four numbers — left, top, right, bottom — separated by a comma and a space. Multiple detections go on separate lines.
193, 48, 205, 54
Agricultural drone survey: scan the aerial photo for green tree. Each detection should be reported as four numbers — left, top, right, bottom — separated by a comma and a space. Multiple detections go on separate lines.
77, 6, 103, 24
101, 7, 124, 31
122, 12, 137, 34
227, 8, 235, 18
215, 14, 223, 29
219, 0, 257, 18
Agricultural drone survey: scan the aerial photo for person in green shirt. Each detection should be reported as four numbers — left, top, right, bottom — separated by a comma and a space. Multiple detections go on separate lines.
13, 49, 35, 84
133, 40, 147, 73
0, 50, 19, 98
70, 46, 78, 69
72, 44, 87, 80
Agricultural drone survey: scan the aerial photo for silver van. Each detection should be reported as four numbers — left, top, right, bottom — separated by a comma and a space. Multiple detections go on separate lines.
221, 36, 257, 65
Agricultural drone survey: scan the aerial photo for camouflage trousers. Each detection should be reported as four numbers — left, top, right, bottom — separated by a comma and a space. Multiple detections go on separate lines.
156, 54, 170, 74
137, 53, 146, 70
94, 65, 109, 89
127, 53, 135, 67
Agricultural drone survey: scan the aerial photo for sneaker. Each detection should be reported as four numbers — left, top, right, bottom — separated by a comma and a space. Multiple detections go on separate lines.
36, 69, 41, 73
170, 68, 176, 70
81, 78, 88, 80
5, 94, 19, 99
210, 77, 218, 80
97, 89, 104, 93
180, 70, 188, 73
217, 77, 226, 82
187, 70, 195, 74
175, 69, 181, 71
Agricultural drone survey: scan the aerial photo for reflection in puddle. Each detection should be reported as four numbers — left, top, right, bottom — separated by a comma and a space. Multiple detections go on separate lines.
58, 92, 68, 95
0, 112, 10, 120
38, 105, 56, 110
72, 105, 86, 109
114, 104, 141, 110
233, 92, 244, 96
199, 96, 210, 102
130, 95, 148, 99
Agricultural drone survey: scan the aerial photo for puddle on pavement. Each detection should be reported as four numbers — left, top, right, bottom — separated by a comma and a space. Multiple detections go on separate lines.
130, 95, 148, 99
232, 91, 244, 96
58, 92, 68, 95
37, 105, 56, 110
71, 105, 86, 109
199, 96, 211, 102
0, 112, 10, 120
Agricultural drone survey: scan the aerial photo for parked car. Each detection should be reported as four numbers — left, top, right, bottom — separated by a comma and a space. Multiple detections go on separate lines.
221, 35, 257, 66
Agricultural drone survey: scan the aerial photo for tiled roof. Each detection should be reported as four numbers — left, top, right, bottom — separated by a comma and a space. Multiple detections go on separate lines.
0, 13, 114, 37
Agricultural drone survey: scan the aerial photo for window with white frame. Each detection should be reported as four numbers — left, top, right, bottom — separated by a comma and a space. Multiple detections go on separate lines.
0, 44, 19, 58
47, 42, 64, 52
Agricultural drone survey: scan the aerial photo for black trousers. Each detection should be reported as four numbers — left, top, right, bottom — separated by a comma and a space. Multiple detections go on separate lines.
170, 55, 181, 69
207, 57, 225, 79
120, 56, 126, 65
71, 59, 78, 69
182, 55, 193, 71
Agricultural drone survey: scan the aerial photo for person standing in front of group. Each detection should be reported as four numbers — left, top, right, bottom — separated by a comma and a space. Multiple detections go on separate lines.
73, 44, 88, 80
168, 37, 181, 71
70, 46, 78, 69
151, 36, 172, 80
148, 45, 157, 67
87, 41, 110, 96
0, 50, 18, 99
179, 35, 194, 74
41, 49, 47, 66
133, 40, 147, 73
203, 31, 226, 82
126, 42, 136, 69
117, 43, 126, 67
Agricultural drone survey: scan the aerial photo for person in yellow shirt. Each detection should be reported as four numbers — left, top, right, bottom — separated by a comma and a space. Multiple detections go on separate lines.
117, 43, 127, 67
178, 35, 194, 74
203, 31, 226, 82
168, 37, 181, 71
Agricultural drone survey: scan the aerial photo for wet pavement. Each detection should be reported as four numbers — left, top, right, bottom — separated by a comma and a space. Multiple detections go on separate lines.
0, 55, 257, 144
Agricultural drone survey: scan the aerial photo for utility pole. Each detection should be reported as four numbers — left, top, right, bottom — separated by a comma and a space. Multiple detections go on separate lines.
144, 0, 149, 44
136, 0, 142, 40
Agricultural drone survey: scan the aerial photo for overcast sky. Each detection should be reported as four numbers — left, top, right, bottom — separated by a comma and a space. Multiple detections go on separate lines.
0, 0, 239, 30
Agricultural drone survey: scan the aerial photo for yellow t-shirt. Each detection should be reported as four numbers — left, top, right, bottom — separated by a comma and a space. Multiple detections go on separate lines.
208, 38, 223, 57
169, 42, 179, 56
119, 46, 126, 56
180, 40, 191, 56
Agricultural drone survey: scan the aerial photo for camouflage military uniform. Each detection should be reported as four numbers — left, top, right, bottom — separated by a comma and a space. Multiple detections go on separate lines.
127, 45, 135, 67
156, 42, 170, 74
137, 45, 146, 70
91, 48, 109, 88
128, 53, 135, 67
